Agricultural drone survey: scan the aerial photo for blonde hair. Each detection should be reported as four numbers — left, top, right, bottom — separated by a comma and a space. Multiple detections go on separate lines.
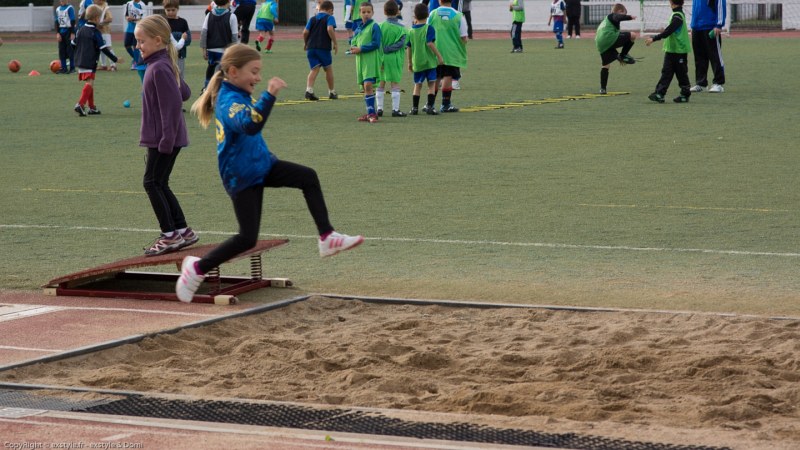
135, 15, 181, 85
191, 43, 260, 129
85, 4, 103, 22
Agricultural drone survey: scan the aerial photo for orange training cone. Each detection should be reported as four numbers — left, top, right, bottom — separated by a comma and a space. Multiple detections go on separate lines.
28, 70, 41, 76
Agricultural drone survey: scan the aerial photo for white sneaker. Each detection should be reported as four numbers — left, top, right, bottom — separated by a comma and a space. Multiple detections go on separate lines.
452, 80, 461, 90
319, 231, 364, 257
689, 85, 704, 93
176, 256, 204, 303
708, 84, 724, 93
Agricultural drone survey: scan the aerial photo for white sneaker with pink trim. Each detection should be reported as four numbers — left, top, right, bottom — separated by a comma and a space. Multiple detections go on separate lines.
319, 232, 364, 258
176, 256, 204, 303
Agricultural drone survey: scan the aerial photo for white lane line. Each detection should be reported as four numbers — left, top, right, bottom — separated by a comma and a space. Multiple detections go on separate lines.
0, 306, 63, 323
3, 223, 800, 258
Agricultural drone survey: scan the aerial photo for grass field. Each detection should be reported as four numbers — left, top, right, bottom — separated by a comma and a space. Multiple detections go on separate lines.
2, 35, 799, 316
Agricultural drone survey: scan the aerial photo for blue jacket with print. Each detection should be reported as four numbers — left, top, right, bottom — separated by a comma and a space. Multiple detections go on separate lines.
214, 81, 278, 195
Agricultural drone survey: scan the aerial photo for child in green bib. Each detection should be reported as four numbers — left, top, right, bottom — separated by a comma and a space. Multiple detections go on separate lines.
594, 3, 638, 94
377, 0, 408, 117
350, 2, 382, 123
645, 0, 691, 103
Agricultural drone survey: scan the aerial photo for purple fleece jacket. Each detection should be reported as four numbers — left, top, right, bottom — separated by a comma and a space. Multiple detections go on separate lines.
139, 49, 191, 154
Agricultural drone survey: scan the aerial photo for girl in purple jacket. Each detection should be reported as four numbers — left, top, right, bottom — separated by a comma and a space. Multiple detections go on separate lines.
135, 15, 199, 256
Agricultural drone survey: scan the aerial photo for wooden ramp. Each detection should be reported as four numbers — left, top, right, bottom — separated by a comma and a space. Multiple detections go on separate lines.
43, 240, 291, 305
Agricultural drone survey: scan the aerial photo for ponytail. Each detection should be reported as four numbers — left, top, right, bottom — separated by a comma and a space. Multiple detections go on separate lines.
191, 70, 224, 129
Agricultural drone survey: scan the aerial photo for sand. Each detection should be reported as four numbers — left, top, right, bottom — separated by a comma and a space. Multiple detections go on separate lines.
2, 296, 798, 449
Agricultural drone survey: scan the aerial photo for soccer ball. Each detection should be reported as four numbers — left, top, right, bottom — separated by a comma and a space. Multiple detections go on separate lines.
50, 60, 61, 73
8, 59, 21, 73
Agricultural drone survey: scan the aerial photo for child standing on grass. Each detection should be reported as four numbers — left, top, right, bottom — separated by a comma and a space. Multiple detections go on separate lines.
95, 0, 120, 71
55, 0, 76, 74
124, 0, 145, 70
406, 3, 443, 115
548, 0, 566, 49
73, 4, 119, 116
377, 0, 408, 117
135, 15, 197, 256
180, 44, 364, 303
350, 2, 382, 123
594, 3, 637, 94
344, 0, 369, 54
254, 0, 279, 53
303, 0, 338, 101
645, 0, 691, 103
509, 0, 524, 53
428, 0, 467, 113
201, 0, 239, 89
164, 0, 191, 80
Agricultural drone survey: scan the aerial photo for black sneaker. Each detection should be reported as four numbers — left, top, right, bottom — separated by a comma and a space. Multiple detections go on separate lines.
425, 105, 438, 115
392, 110, 407, 117
377, 109, 383, 117
74, 104, 86, 117
305, 91, 319, 101
255, 40, 261, 52
87, 107, 101, 115
648, 93, 665, 103
556, 43, 564, 49
440, 104, 459, 113
328, 92, 338, 100
673, 95, 690, 103
599, 88, 607, 94
410, 107, 418, 115
619, 54, 636, 65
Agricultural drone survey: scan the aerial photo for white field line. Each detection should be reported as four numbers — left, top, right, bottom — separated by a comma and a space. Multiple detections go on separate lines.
3, 223, 800, 258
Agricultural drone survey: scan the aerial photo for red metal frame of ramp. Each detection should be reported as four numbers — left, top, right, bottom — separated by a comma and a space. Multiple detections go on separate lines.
42, 240, 291, 305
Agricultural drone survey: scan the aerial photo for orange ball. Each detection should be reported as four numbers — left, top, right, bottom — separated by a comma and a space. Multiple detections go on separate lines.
50, 60, 61, 73
8, 59, 21, 73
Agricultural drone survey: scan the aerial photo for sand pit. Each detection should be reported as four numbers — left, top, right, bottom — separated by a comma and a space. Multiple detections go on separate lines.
1, 296, 798, 449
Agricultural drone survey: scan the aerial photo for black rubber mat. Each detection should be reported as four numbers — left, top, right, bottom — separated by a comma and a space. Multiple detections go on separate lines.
80, 395, 730, 450
0, 388, 117, 411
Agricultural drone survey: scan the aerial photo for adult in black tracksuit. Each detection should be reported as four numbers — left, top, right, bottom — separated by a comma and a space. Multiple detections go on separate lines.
690, 0, 726, 92
564, 0, 581, 38
234, 0, 257, 44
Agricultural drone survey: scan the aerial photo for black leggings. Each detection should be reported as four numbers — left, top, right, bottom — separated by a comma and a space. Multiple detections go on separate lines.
197, 160, 334, 274
143, 147, 187, 234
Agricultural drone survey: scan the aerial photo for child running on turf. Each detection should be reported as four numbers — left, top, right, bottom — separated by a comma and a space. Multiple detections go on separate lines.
303, 0, 338, 100
594, 3, 638, 94
200, 0, 239, 89
254, 0, 278, 53
350, 2, 382, 123
135, 15, 197, 256
73, 4, 119, 116
645, 0, 691, 103
55, 0, 77, 73
376, 0, 407, 117
181, 44, 364, 303
407, 3, 443, 115
548, 0, 566, 49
